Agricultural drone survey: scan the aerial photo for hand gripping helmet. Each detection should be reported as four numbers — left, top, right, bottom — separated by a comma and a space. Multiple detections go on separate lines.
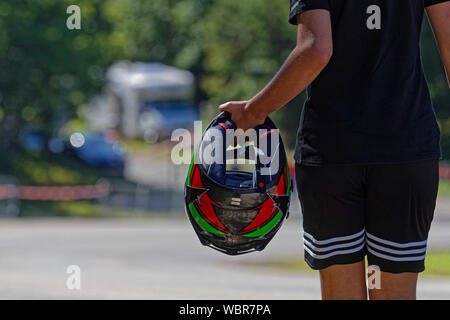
184, 112, 292, 255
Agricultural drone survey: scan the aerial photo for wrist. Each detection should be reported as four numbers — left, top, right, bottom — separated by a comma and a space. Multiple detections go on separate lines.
245, 100, 267, 125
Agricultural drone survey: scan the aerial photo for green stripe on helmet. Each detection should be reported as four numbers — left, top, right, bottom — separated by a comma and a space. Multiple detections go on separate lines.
189, 202, 225, 235
285, 159, 291, 195
186, 148, 198, 186
241, 210, 283, 238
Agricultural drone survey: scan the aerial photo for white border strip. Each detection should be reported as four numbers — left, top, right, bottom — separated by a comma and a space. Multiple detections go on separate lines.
290, 1, 300, 13
304, 236, 365, 253
303, 229, 365, 246
367, 240, 426, 256
367, 247, 426, 262
366, 232, 427, 248
304, 242, 365, 260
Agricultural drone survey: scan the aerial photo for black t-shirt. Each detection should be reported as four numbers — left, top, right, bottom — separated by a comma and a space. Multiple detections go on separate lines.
289, 0, 447, 165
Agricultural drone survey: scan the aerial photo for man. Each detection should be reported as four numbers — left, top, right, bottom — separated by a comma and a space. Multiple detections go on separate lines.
219, 0, 450, 300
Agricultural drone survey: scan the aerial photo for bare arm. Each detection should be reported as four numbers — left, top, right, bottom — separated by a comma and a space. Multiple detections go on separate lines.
220, 9, 332, 130
427, 2, 450, 88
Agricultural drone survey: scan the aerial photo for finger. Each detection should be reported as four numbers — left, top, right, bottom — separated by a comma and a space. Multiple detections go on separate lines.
218, 103, 230, 111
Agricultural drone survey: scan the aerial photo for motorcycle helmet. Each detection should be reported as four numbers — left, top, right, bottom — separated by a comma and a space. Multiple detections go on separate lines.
184, 111, 291, 255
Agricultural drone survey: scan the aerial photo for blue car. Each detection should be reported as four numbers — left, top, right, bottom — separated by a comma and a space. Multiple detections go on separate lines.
140, 101, 199, 142
70, 132, 126, 172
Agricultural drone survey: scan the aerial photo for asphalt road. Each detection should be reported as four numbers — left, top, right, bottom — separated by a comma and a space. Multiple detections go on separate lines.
0, 198, 450, 299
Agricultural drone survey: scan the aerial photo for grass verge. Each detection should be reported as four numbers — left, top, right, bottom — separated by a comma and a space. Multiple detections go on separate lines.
258, 252, 450, 277
439, 180, 450, 197
19, 201, 173, 218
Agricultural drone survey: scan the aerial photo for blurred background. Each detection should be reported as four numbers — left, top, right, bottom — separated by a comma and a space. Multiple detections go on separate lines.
0, 0, 449, 299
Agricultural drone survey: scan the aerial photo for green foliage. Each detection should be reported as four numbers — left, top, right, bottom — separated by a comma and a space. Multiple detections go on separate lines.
1, 0, 448, 170
0, 0, 118, 172
14, 151, 101, 186
422, 17, 450, 159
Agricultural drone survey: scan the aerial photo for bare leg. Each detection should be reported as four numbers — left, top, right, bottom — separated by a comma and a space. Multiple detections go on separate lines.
319, 260, 367, 300
369, 272, 418, 300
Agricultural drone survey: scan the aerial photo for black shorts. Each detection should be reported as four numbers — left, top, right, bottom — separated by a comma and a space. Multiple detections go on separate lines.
295, 159, 439, 273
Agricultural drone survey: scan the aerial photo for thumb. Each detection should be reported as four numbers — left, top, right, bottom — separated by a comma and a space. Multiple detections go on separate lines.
218, 102, 230, 111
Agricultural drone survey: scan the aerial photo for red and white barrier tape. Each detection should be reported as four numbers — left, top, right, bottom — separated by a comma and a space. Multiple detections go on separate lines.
0, 163, 448, 201
440, 165, 450, 180
0, 181, 111, 201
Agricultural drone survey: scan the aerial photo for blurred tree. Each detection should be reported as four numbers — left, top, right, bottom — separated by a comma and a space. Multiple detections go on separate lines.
421, 17, 450, 159
102, 0, 213, 101
0, 0, 119, 174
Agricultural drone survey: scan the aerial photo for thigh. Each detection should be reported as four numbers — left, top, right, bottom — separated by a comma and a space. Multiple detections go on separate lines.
369, 272, 418, 300
365, 159, 439, 273
320, 261, 367, 300
295, 164, 367, 270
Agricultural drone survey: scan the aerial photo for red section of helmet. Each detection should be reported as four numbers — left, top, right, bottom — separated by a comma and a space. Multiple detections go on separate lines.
218, 122, 231, 133
190, 164, 204, 188
273, 165, 286, 195
239, 197, 278, 234
259, 129, 278, 139
191, 165, 229, 234
239, 164, 287, 235
194, 199, 228, 233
